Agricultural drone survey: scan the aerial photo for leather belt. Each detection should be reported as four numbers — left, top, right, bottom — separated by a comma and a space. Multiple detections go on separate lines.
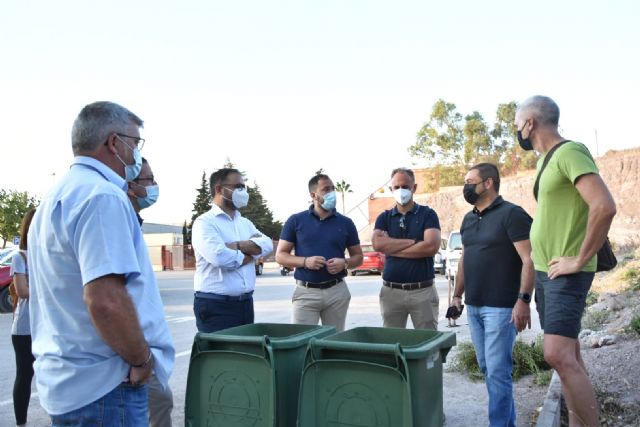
383, 280, 433, 290
296, 278, 342, 289
195, 291, 254, 301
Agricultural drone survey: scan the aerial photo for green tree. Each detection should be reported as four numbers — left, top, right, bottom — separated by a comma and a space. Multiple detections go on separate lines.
241, 183, 282, 239
182, 220, 190, 245
188, 171, 211, 243
335, 180, 353, 214
409, 99, 464, 166
491, 101, 538, 174
463, 111, 496, 165
0, 189, 39, 248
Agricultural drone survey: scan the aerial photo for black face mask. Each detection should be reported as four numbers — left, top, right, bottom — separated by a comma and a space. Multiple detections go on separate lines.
463, 181, 486, 205
517, 129, 534, 151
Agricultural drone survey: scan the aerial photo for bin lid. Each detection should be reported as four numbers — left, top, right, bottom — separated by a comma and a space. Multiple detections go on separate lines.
298, 360, 412, 427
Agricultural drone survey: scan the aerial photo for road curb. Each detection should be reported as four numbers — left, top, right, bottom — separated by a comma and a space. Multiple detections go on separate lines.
536, 370, 562, 427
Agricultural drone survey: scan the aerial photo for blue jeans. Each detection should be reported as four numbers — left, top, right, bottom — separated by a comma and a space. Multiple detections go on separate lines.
467, 305, 516, 427
51, 383, 148, 426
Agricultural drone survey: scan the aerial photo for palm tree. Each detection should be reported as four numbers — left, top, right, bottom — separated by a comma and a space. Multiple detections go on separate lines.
335, 180, 353, 214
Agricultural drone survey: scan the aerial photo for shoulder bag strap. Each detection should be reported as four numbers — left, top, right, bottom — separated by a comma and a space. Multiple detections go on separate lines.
533, 140, 570, 201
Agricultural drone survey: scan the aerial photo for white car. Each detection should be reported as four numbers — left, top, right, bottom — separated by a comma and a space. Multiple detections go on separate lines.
444, 230, 462, 282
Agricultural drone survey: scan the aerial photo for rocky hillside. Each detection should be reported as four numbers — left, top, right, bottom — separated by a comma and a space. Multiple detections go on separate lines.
410, 147, 640, 243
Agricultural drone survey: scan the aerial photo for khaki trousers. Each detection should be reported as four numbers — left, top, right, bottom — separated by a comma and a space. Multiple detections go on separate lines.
379, 284, 439, 330
292, 280, 351, 332
148, 374, 173, 427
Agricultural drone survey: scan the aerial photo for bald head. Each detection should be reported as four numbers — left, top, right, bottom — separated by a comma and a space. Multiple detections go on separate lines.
517, 96, 560, 127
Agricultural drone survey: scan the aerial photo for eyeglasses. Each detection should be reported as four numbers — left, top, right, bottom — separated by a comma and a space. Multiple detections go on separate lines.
222, 183, 246, 190
134, 175, 155, 184
399, 216, 406, 232
116, 133, 145, 151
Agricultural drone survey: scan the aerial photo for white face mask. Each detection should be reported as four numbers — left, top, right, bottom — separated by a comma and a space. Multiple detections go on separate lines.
393, 188, 412, 206
224, 187, 249, 209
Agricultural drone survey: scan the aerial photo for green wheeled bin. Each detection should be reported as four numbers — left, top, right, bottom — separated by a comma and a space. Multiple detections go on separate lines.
184, 323, 335, 427
298, 327, 456, 427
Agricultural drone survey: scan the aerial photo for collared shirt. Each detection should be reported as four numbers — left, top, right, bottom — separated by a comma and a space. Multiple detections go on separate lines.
280, 206, 360, 283
460, 196, 532, 308
191, 204, 273, 295
27, 156, 175, 415
374, 203, 440, 283
10, 250, 29, 336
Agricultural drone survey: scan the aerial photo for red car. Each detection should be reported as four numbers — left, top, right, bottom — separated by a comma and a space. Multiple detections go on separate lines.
350, 244, 385, 276
0, 248, 16, 313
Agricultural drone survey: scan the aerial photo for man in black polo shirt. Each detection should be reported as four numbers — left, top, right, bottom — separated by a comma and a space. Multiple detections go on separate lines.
450, 163, 533, 427
276, 173, 363, 332
372, 167, 441, 330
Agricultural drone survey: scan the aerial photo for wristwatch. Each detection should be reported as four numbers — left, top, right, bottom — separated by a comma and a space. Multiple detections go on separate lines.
517, 292, 532, 304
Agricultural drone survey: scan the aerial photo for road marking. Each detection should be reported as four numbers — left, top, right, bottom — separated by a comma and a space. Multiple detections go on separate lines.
166, 316, 195, 324
0, 392, 37, 407
176, 350, 191, 358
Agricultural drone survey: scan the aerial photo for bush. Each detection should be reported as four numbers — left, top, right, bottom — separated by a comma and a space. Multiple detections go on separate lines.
585, 290, 599, 306
628, 315, 640, 336
582, 310, 610, 331
448, 335, 551, 381
534, 370, 552, 386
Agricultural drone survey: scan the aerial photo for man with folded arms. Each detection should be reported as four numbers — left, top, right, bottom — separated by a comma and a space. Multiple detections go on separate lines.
372, 167, 441, 330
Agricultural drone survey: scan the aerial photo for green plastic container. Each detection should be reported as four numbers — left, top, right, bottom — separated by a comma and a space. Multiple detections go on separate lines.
184, 323, 335, 427
298, 327, 456, 427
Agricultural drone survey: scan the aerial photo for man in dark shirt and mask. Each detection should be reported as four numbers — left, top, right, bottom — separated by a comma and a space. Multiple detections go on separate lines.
450, 163, 533, 427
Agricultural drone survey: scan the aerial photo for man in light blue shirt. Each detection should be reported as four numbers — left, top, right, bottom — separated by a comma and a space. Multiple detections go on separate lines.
192, 168, 273, 332
28, 101, 174, 426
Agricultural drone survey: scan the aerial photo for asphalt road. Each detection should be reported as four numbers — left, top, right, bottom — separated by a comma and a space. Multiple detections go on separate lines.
0, 268, 542, 426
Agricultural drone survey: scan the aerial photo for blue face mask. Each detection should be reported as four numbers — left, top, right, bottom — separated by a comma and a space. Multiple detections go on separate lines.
115, 136, 143, 181
137, 185, 159, 210
321, 191, 337, 211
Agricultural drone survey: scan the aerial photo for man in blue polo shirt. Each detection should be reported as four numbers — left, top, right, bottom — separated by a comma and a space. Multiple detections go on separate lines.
372, 167, 441, 330
276, 173, 363, 332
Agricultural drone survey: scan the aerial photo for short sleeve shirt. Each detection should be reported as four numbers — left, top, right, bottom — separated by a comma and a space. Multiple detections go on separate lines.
10, 251, 30, 335
530, 142, 599, 272
460, 197, 532, 308
280, 207, 360, 282
374, 203, 440, 283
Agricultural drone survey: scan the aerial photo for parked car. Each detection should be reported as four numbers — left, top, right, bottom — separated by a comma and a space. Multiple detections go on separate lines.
434, 239, 447, 275
255, 256, 264, 276
0, 248, 17, 313
350, 243, 385, 276
444, 230, 462, 284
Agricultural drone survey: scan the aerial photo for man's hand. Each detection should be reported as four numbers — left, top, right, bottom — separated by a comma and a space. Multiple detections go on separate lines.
511, 300, 531, 332
326, 258, 347, 275
241, 254, 254, 266
128, 358, 154, 386
547, 256, 583, 280
447, 296, 463, 320
305, 256, 326, 270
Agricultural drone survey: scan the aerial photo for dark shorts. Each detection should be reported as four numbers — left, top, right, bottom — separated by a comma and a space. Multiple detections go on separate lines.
534, 270, 594, 339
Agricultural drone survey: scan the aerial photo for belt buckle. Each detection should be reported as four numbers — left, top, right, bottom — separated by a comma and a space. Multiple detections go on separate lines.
402, 283, 412, 290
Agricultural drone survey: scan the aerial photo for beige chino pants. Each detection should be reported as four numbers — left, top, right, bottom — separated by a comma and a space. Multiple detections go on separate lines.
292, 280, 351, 332
379, 284, 439, 330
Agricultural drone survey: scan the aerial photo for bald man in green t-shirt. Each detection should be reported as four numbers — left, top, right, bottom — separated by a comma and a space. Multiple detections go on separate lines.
515, 95, 616, 427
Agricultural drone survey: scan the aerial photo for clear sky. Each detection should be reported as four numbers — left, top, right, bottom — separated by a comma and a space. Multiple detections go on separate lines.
1, 0, 638, 231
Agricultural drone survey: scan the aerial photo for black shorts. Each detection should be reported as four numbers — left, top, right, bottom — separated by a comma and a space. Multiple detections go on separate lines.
534, 270, 594, 339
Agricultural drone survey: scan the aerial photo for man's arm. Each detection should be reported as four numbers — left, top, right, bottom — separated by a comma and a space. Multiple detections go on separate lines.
372, 229, 415, 254
548, 174, 616, 279
326, 243, 364, 275
389, 228, 441, 259
83, 274, 153, 384
192, 218, 246, 269
451, 251, 465, 311
275, 239, 326, 270
511, 239, 534, 332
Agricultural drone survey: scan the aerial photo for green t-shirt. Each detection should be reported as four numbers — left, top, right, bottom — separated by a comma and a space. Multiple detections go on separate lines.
530, 141, 599, 272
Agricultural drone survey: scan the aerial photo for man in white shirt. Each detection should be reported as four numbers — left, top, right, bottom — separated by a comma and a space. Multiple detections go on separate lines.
191, 168, 273, 333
